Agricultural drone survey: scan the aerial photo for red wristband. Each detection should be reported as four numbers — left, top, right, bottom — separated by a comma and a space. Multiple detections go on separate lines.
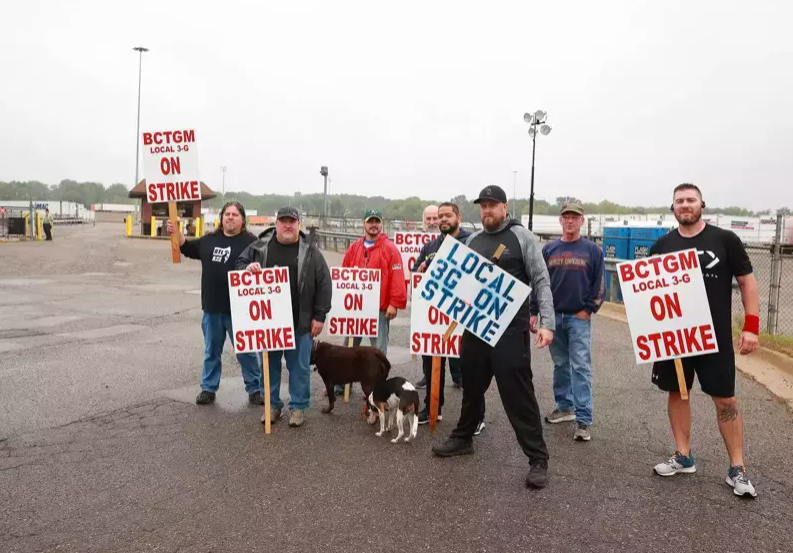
743, 314, 760, 335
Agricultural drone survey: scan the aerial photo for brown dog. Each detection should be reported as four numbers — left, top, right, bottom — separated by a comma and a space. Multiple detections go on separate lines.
311, 340, 391, 414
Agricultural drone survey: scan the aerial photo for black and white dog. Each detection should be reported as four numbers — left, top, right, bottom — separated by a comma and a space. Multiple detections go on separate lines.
367, 377, 420, 444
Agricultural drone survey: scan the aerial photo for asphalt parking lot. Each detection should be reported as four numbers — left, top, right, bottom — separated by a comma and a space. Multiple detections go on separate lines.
1, 224, 792, 553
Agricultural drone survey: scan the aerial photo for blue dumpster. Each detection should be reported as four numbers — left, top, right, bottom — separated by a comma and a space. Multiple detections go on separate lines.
603, 224, 630, 260
603, 224, 630, 301
628, 224, 673, 260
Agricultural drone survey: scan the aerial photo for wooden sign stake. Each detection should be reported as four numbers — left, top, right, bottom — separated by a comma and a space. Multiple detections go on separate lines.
429, 356, 442, 434
262, 353, 271, 434
674, 358, 689, 401
168, 202, 181, 264
344, 336, 353, 403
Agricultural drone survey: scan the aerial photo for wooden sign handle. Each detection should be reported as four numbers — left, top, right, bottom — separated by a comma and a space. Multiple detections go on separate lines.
674, 357, 689, 401
429, 356, 442, 434
168, 202, 181, 264
344, 336, 353, 403
441, 243, 506, 340
263, 353, 271, 434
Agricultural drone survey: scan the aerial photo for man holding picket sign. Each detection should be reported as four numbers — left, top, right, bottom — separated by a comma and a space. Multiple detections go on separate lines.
620, 183, 760, 498
430, 185, 556, 490
167, 202, 263, 406
236, 207, 332, 428
334, 209, 407, 396
412, 202, 484, 432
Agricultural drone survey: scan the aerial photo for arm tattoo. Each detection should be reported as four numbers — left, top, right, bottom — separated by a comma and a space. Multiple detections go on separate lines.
717, 405, 740, 422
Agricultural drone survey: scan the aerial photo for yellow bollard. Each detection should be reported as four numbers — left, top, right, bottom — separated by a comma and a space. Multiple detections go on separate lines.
179, 219, 183, 234
36, 212, 43, 241
196, 217, 203, 237
150, 216, 156, 237
126, 216, 133, 236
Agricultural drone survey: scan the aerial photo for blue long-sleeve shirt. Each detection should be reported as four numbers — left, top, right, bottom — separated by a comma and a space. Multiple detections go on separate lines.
530, 238, 605, 315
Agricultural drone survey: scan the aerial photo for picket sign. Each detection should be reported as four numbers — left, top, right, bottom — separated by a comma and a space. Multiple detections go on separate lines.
228, 268, 296, 433
616, 248, 718, 401
410, 272, 464, 432
326, 267, 381, 404
141, 129, 201, 264
427, 239, 517, 341
394, 231, 435, 281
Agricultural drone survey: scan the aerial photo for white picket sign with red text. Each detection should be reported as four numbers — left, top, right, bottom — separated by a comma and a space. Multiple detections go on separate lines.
394, 232, 435, 281
409, 273, 464, 357
141, 129, 201, 203
617, 248, 718, 364
228, 268, 296, 354
326, 267, 381, 337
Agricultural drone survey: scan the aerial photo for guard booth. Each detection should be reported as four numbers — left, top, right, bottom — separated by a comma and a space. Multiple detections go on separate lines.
128, 180, 217, 237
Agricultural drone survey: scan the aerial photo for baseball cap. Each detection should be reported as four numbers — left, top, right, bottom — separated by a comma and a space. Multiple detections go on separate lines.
276, 207, 300, 220
363, 209, 383, 222
473, 185, 508, 204
560, 202, 584, 216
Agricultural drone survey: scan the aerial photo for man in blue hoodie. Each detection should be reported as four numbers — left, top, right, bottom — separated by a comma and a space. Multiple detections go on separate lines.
412, 202, 484, 434
530, 202, 605, 442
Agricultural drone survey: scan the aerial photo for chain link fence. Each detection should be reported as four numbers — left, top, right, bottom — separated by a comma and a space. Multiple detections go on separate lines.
597, 215, 793, 340
735, 242, 792, 338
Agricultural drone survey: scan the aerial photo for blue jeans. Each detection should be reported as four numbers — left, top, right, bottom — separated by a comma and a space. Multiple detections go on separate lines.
352, 310, 390, 355
267, 331, 312, 411
548, 313, 593, 426
201, 312, 263, 395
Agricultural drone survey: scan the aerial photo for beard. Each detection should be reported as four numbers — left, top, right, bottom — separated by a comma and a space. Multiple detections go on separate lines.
675, 208, 702, 226
481, 213, 505, 231
223, 222, 241, 235
440, 221, 459, 235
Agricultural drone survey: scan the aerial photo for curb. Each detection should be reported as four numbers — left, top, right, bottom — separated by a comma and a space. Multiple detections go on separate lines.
596, 301, 793, 412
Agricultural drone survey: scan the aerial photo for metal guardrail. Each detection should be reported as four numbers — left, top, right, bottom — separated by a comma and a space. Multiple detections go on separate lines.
314, 227, 628, 300
314, 229, 360, 253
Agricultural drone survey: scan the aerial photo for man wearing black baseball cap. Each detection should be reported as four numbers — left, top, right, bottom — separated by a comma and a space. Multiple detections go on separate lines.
433, 185, 556, 490
237, 207, 332, 428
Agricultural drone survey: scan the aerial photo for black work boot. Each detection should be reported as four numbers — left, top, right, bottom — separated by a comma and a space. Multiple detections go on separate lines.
526, 460, 549, 489
432, 436, 474, 457
196, 390, 216, 405
248, 391, 264, 406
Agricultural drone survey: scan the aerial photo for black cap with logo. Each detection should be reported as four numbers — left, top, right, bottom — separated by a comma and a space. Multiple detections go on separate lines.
276, 207, 300, 220
473, 185, 508, 204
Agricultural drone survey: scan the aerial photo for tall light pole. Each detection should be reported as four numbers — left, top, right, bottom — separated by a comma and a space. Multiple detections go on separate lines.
320, 166, 329, 227
221, 166, 227, 201
133, 46, 149, 188
523, 110, 552, 231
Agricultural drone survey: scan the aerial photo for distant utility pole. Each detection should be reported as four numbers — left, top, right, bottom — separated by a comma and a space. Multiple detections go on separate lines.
320, 166, 329, 227
221, 166, 227, 201
133, 46, 149, 188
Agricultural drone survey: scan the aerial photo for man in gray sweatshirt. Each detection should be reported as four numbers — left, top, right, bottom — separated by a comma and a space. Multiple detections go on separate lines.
432, 185, 556, 490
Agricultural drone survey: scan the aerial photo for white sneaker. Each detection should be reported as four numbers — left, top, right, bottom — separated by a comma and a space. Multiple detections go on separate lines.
653, 451, 696, 476
726, 466, 757, 498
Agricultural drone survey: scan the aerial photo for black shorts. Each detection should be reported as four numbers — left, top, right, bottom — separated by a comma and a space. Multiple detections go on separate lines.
651, 348, 736, 398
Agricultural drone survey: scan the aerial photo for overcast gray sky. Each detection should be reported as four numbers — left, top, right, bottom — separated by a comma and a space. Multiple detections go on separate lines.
1, 0, 791, 210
